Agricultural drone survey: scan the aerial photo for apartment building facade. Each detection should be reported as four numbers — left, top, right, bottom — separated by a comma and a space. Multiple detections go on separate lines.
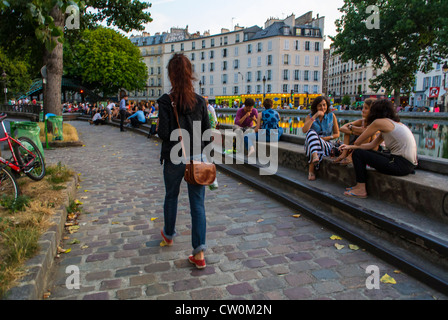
129, 11, 325, 108
411, 60, 448, 110
327, 45, 388, 105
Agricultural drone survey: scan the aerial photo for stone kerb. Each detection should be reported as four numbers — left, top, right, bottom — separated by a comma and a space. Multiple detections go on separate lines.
5, 173, 79, 300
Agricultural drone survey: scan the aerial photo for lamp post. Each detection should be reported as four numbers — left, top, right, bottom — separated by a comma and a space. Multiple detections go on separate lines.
262, 76, 266, 103
1, 70, 6, 104
238, 72, 243, 96
290, 89, 294, 109
443, 62, 448, 112
305, 91, 309, 109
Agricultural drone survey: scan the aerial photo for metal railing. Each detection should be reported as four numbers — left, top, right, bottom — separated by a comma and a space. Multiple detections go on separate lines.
0, 104, 41, 114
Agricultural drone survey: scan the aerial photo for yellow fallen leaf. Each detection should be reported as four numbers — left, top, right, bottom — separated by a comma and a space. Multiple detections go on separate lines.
84, 190, 89, 192
111, 221, 120, 225
67, 225, 80, 234
58, 246, 71, 254
380, 274, 397, 284
81, 245, 89, 250
349, 244, 360, 250
150, 217, 158, 221
330, 235, 342, 240
394, 270, 401, 274
257, 219, 264, 223
292, 214, 301, 218
334, 243, 345, 250
74, 199, 83, 205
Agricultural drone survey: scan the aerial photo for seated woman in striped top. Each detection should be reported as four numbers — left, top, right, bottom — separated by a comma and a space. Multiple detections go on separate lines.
302, 96, 340, 181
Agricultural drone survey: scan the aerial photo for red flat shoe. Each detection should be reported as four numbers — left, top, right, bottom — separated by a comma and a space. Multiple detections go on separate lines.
188, 255, 206, 269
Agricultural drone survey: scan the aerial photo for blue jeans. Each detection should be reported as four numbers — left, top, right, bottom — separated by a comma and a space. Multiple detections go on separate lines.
244, 128, 283, 150
163, 160, 207, 255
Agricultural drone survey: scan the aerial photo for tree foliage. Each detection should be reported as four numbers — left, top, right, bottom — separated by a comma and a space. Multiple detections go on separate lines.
0, 49, 32, 99
64, 27, 148, 97
331, 0, 448, 104
1, 0, 152, 51
0, 0, 152, 114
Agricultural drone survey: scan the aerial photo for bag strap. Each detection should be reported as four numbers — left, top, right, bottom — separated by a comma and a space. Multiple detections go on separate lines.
170, 94, 189, 163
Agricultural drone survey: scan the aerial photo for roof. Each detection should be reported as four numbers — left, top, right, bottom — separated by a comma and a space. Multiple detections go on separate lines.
131, 33, 167, 47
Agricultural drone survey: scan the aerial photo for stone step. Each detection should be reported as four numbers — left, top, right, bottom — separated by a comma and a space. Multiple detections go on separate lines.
214, 127, 448, 224
215, 151, 448, 294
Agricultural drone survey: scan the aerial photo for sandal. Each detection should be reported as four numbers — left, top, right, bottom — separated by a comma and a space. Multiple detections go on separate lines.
333, 156, 345, 164
339, 158, 352, 166
344, 191, 367, 199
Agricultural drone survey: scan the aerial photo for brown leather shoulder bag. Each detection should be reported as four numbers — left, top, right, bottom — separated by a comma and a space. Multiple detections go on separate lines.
171, 97, 216, 186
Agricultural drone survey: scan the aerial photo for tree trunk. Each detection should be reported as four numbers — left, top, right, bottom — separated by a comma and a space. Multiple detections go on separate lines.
43, 5, 64, 116
394, 88, 401, 108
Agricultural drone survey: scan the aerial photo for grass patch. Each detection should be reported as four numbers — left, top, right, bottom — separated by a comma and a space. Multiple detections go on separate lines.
46, 162, 74, 185
0, 163, 75, 298
38, 123, 79, 143
0, 195, 31, 213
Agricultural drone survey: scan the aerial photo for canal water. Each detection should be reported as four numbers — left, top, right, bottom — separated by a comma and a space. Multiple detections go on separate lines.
217, 112, 448, 160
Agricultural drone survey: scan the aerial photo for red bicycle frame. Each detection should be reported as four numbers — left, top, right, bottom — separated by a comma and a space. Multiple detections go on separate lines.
0, 120, 37, 173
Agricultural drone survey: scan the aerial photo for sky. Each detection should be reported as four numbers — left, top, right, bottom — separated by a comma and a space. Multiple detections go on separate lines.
133, 0, 346, 48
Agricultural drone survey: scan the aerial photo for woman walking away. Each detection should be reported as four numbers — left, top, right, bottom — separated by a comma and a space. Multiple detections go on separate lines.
157, 54, 212, 269
302, 96, 340, 181
340, 99, 418, 199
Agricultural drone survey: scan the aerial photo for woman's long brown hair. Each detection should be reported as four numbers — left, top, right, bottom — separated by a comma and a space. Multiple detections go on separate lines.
168, 53, 197, 113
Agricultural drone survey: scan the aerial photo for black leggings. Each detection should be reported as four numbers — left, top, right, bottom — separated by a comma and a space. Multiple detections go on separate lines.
352, 149, 416, 183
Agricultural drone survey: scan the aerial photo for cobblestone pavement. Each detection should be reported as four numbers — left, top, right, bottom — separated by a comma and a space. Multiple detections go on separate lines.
45, 121, 447, 300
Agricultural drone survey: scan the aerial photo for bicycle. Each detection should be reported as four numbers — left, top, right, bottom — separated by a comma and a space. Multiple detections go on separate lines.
0, 113, 46, 201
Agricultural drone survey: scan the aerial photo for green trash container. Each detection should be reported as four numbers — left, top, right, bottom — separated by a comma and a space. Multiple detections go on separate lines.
10, 121, 45, 160
46, 115, 64, 141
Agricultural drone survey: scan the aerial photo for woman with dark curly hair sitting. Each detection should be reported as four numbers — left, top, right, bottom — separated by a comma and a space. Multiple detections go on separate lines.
339, 99, 418, 199
302, 96, 340, 181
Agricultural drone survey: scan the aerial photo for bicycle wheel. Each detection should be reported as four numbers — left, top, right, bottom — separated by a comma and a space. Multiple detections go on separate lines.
13, 136, 46, 181
0, 167, 20, 201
